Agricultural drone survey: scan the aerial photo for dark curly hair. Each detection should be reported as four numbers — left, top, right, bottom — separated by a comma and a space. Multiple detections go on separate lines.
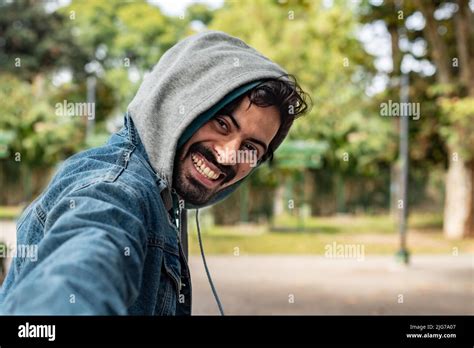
218, 74, 311, 164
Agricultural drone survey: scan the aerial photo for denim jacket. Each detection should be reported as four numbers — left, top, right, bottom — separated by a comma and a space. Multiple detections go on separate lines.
0, 116, 191, 315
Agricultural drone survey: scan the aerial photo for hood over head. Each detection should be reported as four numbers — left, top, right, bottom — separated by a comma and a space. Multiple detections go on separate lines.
127, 30, 289, 208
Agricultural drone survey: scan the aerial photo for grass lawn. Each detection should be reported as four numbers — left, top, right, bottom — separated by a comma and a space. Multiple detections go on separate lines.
188, 212, 473, 255
0, 206, 23, 220
1, 206, 471, 255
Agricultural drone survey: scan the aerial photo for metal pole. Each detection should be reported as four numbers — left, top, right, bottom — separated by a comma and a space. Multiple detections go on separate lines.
395, 0, 410, 264
397, 73, 410, 264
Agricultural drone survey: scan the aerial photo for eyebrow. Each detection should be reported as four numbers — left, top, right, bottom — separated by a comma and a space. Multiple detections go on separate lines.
225, 113, 268, 154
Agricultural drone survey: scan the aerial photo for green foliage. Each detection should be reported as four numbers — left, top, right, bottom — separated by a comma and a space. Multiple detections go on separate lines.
439, 97, 474, 160
249, 163, 279, 188
210, 0, 394, 177
0, 0, 197, 177
59, 0, 190, 112
186, 3, 215, 25
0, 0, 87, 81
360, 0, 474, 169
0, 74, 82, 168
0, 0, 88, 170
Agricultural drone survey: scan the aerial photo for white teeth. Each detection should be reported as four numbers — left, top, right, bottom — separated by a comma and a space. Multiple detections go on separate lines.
191, 154, 220, 180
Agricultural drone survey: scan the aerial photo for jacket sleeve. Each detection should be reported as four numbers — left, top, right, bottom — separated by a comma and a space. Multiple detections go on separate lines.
0, 180, 147, 315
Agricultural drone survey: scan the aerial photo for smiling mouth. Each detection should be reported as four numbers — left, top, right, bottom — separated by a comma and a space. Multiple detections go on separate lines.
191, 153, 223, 181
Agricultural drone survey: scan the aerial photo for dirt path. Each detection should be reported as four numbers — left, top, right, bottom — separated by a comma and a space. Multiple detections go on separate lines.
2, 221, 472, 315
189, 254, 473, 315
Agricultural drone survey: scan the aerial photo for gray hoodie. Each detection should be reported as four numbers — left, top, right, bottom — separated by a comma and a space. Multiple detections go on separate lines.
127, 30, 289, 207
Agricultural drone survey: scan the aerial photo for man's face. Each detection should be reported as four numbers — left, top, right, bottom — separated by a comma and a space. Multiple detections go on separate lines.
173, 97, 280, 205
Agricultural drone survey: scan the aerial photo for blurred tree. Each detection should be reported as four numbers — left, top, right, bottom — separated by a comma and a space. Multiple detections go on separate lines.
361, 0, 473, 238
186, 3, 215, 26
0, 0, 87, 203
211, 0, 395, 175
210, 0, 396, 215
0, 74, 82, 167
0, 74, 83, 203
0, 0, 196, 203
0, 0, 88, 85
60, 0, 190, 112
416, 0, 474, 239
359, 0, 447, 218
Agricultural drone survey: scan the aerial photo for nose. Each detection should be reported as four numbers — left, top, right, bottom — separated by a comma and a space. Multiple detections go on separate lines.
214, 139, 241, 166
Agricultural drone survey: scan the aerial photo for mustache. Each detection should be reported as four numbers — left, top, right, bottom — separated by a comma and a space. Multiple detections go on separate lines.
189, 143, 236, 183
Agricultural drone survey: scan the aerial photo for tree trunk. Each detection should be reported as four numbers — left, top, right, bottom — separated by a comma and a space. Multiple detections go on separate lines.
417, 0, 474, 238
444, 150, 474, 239
388, 22, 401, 77
416, 0, 452, 84
454, 0, 474, 96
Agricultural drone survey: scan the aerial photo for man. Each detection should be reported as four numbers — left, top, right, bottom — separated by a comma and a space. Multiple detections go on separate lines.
0, 31, 309, 315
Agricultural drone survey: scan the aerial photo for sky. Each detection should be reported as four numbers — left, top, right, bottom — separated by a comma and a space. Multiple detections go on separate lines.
149, 0, 223, 16
45, 0, 224, 15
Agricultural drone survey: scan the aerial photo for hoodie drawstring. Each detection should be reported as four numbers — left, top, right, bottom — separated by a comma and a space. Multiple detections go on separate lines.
195, 209, 225, 316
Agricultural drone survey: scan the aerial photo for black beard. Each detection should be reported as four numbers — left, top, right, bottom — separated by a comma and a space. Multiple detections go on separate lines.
173, 167, 214, 206
172, 143, 236, 206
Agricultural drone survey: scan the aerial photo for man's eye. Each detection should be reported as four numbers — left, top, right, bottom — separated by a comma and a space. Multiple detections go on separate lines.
216, 118, 228, 130
244, 143, 257, 153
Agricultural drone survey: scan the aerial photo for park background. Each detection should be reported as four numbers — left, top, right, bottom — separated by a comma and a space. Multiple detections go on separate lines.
0, 0, 473, 314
